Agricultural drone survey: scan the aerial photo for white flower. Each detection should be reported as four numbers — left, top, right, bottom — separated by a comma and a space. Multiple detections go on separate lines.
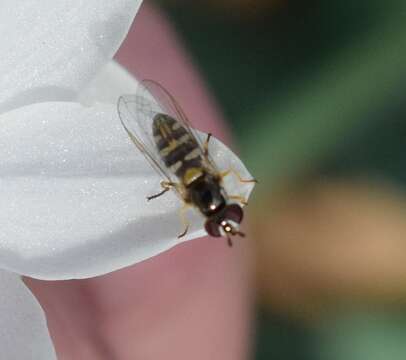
0, 0, 255, 358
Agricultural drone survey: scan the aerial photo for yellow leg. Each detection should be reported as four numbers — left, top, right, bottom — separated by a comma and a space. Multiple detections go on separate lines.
203, 133, 212, 156
147, 181, 176, 201
220, 167, 258, 184
228, 195, 248, 206
177, 204, 190, 238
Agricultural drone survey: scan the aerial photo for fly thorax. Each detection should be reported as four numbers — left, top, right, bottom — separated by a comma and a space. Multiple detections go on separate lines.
183, 167, 204, 187
190, 176, 226, 216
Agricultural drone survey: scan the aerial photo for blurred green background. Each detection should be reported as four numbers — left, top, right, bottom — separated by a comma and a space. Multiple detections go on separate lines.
157, 1, 406, 359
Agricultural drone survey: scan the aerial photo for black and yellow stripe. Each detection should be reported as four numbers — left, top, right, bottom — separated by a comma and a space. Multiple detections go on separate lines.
153, 114, 203, 183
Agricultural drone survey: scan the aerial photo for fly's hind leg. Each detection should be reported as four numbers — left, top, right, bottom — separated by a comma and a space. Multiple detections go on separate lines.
177, 203, 190, 239
147, 181, 177, 201
203, 133, 212, 156
220, 167, 258, 185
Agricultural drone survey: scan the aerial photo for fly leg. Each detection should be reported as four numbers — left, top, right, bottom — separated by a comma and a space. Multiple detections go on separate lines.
220, 167, 258, 184
203, 133, 212, 156
177, 204, 190, 239
147, 181, 177, 201
228, 195, 248, 206
220, 168, 257, 206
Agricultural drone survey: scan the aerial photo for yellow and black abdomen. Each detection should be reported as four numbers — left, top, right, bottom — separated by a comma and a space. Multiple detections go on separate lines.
153, 114, 202, 179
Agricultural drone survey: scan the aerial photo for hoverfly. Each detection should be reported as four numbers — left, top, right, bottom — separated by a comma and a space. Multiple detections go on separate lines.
117, 80, 256, 246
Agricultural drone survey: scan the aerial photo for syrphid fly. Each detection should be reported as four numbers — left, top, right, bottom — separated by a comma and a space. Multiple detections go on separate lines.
117, 80, 256, 246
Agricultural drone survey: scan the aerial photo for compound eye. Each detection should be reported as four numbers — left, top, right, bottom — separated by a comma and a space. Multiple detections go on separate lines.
223, 204, 244, 224
205, 219, 222, 237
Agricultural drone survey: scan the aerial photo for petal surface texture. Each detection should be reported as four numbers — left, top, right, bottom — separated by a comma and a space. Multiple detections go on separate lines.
0, 271, 56, 359
0, 0, 142, 113
0, 100, 254, 280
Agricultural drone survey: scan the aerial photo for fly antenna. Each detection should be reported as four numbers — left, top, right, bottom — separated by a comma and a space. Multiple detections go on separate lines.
234, 230, 245, 238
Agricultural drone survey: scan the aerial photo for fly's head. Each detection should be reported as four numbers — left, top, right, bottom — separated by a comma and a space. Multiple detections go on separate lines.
205, 204, 245, 246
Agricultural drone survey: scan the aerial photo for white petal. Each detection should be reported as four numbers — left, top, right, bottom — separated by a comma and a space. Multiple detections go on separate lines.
0, 102, 254, 279
0, 0, 142, 113
78, 61, 139, 105
0, 270, 56, 359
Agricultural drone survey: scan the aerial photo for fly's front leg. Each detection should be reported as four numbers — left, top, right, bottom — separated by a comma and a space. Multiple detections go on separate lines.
228, 195, 248, 206
220, 167, 258, 185
177, 203, 190, 239
147, 181, 177, 201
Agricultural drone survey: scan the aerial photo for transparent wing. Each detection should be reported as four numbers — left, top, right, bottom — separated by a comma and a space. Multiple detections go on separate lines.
141, 79, 221, 175
117, 86, 178, 186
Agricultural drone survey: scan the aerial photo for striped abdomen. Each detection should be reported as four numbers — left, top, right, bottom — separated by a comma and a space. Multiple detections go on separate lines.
153, 113, 202, 180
